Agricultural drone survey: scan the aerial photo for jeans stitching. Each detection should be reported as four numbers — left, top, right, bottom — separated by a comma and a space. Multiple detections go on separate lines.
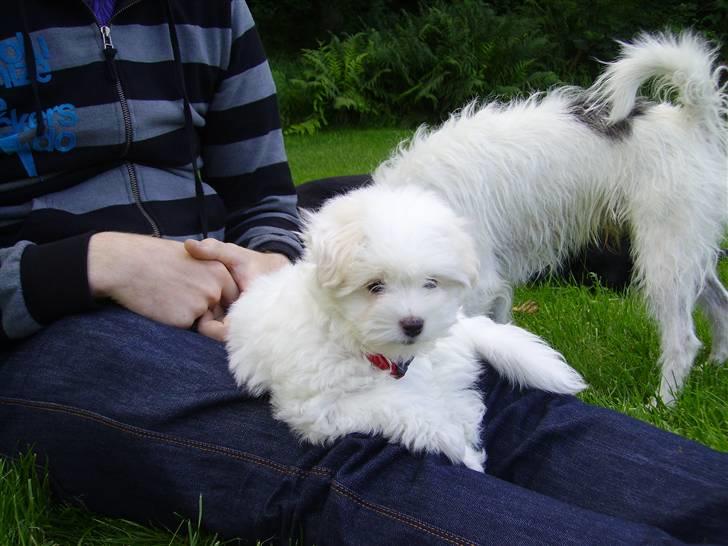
331, 481, 477, 546
0, 397, 332, 479
3, 397, 477, 544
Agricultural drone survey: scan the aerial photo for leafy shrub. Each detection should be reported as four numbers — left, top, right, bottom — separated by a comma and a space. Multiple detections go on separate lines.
366, 2, 560, 120
283, 34, 378, 135
278, 0, 560, 131
271, 0, 728, 132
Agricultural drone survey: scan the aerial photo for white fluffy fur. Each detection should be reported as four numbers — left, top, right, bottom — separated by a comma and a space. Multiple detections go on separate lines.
372, 31, 728, 404
227, 185, 586, 472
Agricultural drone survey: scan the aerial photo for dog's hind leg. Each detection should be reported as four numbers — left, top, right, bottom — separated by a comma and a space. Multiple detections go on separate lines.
698, 268, 728, 365
648, 288, 701, 406
631, 236, 703, 405
655, 308, 701, 406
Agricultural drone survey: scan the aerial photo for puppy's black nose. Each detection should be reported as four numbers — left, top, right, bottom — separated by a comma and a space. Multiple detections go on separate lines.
400, 316, 424, 338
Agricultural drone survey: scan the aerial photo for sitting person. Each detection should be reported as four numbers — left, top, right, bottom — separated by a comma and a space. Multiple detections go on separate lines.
1, 1, 726, 544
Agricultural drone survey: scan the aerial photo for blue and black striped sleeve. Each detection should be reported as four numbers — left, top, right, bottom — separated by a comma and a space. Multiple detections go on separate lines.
201, 1, 302, 261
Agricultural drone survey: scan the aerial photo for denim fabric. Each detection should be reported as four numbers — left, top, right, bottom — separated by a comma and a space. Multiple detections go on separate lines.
0, 307, 726, 545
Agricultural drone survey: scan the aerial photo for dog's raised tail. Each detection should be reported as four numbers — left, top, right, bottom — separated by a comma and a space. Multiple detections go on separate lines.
588, 31, 726, 131
456, 316, 587, 395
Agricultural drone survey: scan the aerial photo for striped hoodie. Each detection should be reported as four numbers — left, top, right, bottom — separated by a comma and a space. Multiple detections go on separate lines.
0, 0, 303, 341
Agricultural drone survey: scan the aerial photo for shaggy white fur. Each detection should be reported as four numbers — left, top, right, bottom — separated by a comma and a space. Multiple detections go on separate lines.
372, 31, 728, 404
226, 185, 586, 472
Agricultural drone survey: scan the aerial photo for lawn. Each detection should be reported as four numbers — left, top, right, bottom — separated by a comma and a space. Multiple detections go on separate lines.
2, 127, 726, 544
285, 127, 412, 184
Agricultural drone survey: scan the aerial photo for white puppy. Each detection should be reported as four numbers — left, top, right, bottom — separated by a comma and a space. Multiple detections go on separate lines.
372, 32, 728, 404
227, 185, 586, 472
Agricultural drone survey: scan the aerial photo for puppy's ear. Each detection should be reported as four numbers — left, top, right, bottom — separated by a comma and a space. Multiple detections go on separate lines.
301, 197, 365, 289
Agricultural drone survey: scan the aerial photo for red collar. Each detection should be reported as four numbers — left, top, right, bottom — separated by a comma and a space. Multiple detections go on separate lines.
366, 353, 413, 379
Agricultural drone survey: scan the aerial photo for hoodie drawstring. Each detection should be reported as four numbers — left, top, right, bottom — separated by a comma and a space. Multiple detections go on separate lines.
163, 0, 209, 238
18, 0, 46, 137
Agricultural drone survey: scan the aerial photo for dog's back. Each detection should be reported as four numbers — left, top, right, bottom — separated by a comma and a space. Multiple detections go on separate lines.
374, 31, 726, 284
372, 31, 728, 402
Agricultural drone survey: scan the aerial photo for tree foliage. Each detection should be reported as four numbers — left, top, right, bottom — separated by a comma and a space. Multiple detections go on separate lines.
257, 0, 728, 131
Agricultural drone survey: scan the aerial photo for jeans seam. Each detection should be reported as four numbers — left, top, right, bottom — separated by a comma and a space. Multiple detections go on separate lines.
331, 481, 477, 546
0, 397, 332, 479
4, 397, 477, 544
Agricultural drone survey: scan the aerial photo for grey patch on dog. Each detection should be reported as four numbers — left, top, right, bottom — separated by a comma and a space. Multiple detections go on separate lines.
570, 98, 649, 141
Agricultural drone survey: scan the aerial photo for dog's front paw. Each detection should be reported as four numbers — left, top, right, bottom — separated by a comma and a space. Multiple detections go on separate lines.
657, 380, 678, 408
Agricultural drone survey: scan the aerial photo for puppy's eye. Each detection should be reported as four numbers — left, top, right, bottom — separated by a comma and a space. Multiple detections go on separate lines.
367, 280, 385, 294
423, 278, 439, 289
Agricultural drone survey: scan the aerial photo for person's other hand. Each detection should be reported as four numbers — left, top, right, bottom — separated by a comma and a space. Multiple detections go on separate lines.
183, 238, 290, 293
87, 232, 240, 340
183, 238, 290, 341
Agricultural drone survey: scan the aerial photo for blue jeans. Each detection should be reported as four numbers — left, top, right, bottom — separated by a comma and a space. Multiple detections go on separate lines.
0, 307, 726, 545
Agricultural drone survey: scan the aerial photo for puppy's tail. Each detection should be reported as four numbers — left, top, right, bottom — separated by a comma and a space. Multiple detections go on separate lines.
455, 316, 587, 395
588, 31, 726, 134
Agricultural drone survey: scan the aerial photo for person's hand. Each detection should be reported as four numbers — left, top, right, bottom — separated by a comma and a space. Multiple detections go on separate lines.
182, 239, 289, 341
87, 232, 239, 340
184, 239, 290, 292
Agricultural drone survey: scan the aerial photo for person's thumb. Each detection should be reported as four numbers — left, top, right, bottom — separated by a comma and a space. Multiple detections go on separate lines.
185, 238, 240, 267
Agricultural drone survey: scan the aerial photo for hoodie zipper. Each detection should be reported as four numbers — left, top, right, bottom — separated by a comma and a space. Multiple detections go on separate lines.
99, 26, 132, 156
88, 1, 161, 237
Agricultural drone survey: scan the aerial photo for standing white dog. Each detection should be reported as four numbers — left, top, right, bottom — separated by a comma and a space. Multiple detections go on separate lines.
372, 32, 728, 404
226, 185, 586, 472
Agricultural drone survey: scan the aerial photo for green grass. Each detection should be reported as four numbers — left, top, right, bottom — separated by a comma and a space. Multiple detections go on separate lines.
514, 277, 728, 450
0, 453, 226, 545
285, 127, 412, 183
2, 126, 726, 543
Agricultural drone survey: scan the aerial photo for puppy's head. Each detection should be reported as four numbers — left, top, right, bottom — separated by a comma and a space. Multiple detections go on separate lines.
302, 184, 479, 363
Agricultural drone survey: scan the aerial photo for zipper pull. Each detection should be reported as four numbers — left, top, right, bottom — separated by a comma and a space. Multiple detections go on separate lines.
100, 25, 119, 82
100, 25, 114, 50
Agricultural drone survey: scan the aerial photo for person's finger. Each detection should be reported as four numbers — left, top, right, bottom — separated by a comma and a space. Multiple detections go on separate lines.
186, 239, 246, 298
193, 309, 213, 330
210, 303, 226, 321
196, 310, 228, 342
219, 269, 241, 306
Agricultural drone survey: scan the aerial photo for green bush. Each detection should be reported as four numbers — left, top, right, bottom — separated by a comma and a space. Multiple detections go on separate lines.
271, 0, 728, 132
277, 0, 560, 131
366, 2, 560, 119
283, 34, 378, 135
